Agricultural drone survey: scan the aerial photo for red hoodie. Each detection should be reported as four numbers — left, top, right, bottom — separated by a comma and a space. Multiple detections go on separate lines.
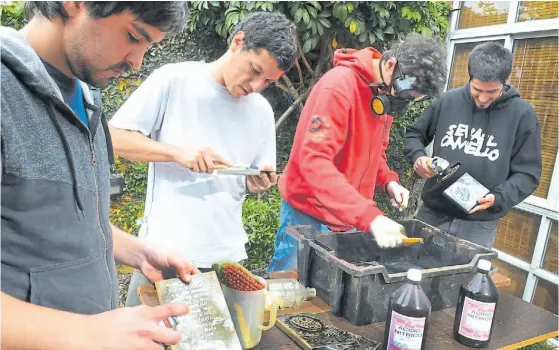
278, 47, 399, 232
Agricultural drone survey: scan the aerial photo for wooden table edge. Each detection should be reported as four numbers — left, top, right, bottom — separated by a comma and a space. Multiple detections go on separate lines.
497, 330, 558, 350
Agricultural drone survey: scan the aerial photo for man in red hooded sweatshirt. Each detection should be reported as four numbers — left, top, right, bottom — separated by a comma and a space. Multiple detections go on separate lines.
268, 33, 447, 272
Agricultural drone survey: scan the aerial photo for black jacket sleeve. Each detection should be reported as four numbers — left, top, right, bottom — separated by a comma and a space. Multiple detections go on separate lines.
490, 109, 542, 214
404, 98, 441, 163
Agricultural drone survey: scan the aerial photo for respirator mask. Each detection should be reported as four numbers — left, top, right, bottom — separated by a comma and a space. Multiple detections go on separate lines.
370, 60, 429, 118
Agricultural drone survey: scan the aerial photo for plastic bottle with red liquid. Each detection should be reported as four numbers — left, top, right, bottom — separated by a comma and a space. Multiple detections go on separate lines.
383, 268, 431, 350
453, 259, 499, 348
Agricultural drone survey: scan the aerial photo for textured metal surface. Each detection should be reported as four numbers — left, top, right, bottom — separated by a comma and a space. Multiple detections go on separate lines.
276, 313, 380, 350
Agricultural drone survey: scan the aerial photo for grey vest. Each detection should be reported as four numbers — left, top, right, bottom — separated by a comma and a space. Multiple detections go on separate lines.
1, 26, 118, 314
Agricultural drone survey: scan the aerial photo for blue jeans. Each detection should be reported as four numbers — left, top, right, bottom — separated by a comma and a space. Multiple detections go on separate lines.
267, 200, 333, 272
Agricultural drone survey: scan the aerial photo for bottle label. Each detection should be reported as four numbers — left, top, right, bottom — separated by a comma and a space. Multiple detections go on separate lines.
458, 297, 496, 341
387, 311, 426, 350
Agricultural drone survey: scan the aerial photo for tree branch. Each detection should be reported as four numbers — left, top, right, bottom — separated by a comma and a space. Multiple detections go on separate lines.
297, 39, 314, 75
281, 75, 299, 98
275, 36, 335, 131
274, 82, 293, 96
294, 59, 304, 89
307, 37, 330, 88
275, 92, 309, 130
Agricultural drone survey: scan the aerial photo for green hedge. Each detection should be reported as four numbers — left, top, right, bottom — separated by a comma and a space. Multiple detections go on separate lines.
243, 189, 282, 270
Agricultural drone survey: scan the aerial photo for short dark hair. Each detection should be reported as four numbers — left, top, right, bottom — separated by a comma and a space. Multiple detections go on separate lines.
382, 32, 448, 97
468, 42, 512, 84
229, 12, 298, 71
24, 1, 188, 34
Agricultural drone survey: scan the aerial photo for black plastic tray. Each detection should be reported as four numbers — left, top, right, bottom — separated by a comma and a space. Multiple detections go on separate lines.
288, 219, 498, 326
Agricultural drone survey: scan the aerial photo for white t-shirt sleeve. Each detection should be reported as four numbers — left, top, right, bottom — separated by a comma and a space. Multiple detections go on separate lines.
251, 102, 277, 171
108, 65, 172, 136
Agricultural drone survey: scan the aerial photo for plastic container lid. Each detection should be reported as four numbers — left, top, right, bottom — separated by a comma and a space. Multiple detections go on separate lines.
307, 287, 317, 298
478, 259, 491, 271
407, 269, 422, 282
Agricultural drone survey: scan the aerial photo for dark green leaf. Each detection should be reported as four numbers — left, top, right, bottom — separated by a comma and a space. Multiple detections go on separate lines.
371, 13, 378, 27
224, 7, 239, 16
303, 9, 310, 24
318, 17, 331, 28
307, 6, 318, 19
374, 28, 384, 40
369, 32, 376, 44
359, 31, 368, 43
290, 3, 299, 17
380, 8, 389, 19
231, 13, 239, 25
340, 5, 348, 21
295, 8, 303, 23
309, 1, 321, 10
379, 17, 386, 27
310, 37, 318, 51
332, 4, 342, 19
303, 39, 312, 53
385, 26, 394, 34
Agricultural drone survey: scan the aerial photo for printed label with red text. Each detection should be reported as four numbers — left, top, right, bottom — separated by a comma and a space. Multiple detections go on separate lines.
458, 297, 496, 341
387, 311, 426, 350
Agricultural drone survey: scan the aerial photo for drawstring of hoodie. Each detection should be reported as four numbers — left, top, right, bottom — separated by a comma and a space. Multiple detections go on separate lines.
45, 101, 85, 216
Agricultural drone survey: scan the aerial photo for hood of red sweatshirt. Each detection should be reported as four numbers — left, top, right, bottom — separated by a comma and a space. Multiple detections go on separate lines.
333, 47, 382, 85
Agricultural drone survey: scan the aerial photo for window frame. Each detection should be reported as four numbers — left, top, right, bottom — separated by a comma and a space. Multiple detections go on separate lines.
446, 1, 559, 314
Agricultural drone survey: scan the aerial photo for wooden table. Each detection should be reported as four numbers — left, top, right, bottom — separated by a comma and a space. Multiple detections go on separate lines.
140, 269, 553, 350
256, 292, 558, 350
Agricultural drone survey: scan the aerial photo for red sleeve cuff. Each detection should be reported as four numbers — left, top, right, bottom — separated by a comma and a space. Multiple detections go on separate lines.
356, 205, 384, 232
378, 173, 400, 194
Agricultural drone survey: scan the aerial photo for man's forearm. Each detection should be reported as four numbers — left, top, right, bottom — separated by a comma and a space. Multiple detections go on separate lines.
1, 292, 89, 350
112, 224, 151, 270
109, 125, 178, 163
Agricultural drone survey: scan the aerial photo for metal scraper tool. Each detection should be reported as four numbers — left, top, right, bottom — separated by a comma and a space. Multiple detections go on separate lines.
214, 165, 281, 176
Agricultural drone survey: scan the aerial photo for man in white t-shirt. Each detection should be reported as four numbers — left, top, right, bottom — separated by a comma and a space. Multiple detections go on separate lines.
109, 12, 298, 306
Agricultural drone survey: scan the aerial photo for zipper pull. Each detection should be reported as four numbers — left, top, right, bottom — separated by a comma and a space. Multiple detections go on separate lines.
90, 141, 96, 166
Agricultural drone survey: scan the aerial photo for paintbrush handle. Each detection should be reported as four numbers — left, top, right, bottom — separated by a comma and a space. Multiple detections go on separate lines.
402, 237, 424, 246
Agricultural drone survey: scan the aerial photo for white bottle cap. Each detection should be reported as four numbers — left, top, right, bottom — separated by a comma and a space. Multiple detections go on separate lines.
478, 259, 491, 271
306, 287, 317, 298
407, 269, 422, 282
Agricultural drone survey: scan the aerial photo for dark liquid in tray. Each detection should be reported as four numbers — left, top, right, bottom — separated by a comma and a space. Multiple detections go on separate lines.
317, 232, 471, 274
